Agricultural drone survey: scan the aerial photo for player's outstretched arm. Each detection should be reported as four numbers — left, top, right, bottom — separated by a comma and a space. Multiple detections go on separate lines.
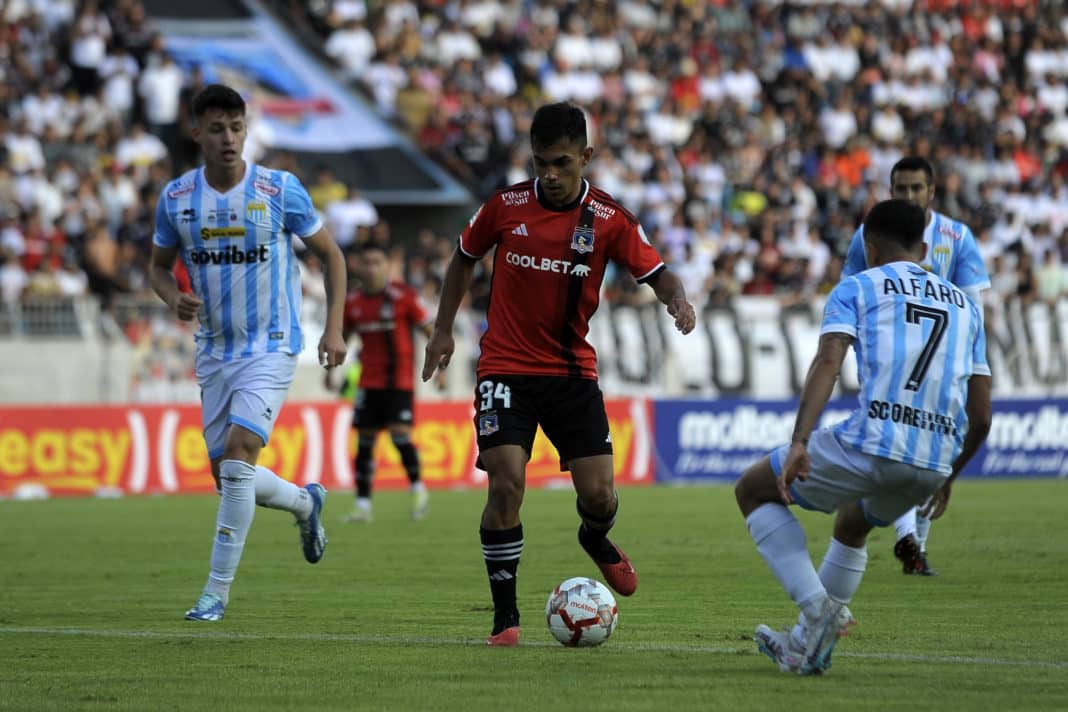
646, 268, 696, 334
779, 332, 852, 502
922, 374, 992, 520
422, 247, 476, 382
149, 244, 202, 321
303, 228, 348, 368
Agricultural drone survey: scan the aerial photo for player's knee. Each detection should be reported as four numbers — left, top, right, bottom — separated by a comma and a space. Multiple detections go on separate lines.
734, 475, 748, 506
223, 427, 263, 464
833, 503, 872, 547
577, 488, 615, 518
486, 472, 524, 511
734, 472, 759, 515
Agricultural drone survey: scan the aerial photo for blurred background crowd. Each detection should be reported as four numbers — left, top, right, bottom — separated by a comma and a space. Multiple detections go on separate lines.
2, 0, 1067, 382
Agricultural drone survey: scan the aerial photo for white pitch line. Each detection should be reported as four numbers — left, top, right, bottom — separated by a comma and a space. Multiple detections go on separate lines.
1, 626, 1065, 670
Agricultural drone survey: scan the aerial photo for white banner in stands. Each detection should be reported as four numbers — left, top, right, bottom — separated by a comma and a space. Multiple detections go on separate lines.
592, 296, 1068, 398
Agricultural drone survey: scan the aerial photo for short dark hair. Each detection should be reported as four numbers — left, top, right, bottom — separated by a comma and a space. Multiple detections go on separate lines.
192, 84, 246, 120
530, 102, 587, 149
890, 156, 934, 186
357, 240, 388, 257
863, 199, 926, 252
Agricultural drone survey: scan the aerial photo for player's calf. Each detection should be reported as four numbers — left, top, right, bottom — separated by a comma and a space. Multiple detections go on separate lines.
481, 524, 523, 639
575, 496, 637, 596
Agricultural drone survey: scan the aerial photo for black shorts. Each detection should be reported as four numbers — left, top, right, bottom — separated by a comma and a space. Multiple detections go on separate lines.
353, 389, 414, 430
473, 374, 612, 471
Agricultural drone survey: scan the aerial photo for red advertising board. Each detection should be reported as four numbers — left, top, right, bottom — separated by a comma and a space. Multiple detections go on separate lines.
0, 399, 652, 497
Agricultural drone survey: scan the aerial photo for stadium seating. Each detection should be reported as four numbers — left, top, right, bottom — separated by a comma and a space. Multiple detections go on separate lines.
2, 0, 1067, 400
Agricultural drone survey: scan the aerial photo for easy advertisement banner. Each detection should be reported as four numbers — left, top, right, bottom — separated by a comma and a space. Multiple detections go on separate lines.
0, 399, 652, 497
653, 398, 1068, 482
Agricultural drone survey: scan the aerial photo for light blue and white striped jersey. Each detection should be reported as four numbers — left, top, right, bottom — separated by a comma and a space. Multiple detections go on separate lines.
844, 211, 991, 297
823, 261, 991, 474
153, 164, 323, 360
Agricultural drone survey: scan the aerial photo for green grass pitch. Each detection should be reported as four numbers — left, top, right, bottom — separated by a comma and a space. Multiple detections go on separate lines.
1, 480, 1066, 711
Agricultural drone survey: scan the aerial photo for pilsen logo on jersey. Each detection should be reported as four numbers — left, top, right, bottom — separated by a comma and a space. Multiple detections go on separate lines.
571, 225, 595, 254
501, 190, 530, 206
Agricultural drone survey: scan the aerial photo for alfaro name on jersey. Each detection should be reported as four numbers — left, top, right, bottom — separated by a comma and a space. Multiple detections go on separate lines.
823, 261, 990, 474
153, 163, 323, 361
460, 178, 665, 379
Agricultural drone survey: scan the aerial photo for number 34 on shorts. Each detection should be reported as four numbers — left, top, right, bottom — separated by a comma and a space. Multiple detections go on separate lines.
477, 379, 511, 436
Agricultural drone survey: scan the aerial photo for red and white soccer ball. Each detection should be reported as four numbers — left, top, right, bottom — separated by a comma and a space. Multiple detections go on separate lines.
545, 577, 618, 647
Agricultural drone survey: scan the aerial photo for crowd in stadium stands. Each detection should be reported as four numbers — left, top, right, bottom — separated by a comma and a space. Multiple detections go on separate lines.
2, 0, 1068, 357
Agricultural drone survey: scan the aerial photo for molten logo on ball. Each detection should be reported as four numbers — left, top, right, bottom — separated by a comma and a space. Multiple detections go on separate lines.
545, 577, 618, 647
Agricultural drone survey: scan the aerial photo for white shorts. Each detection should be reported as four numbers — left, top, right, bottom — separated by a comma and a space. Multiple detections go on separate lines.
196, 352, 298, 460
769, 427, 947, 526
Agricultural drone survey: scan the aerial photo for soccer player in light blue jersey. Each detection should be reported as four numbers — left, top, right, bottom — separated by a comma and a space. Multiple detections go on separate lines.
149, 85, 348, 622
843, 156, 991, 575
734, 200, 992, 675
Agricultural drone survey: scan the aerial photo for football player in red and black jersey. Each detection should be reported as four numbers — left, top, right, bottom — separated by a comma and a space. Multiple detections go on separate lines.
422, 102, 697, 646
338, 241, 433, 523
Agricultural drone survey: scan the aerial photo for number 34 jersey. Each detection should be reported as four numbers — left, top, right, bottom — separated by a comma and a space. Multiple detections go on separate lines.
459, 178, 665, 380
822, 261, 990, 474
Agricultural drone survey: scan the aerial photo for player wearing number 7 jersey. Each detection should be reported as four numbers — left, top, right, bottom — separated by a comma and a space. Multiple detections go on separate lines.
422, 102, 697, 646
734, 199, 992, 675
843, 156, 991, 575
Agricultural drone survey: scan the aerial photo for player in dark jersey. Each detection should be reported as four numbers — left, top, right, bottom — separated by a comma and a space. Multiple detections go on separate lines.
336, 241, 433, 522
422, 102, 697, 646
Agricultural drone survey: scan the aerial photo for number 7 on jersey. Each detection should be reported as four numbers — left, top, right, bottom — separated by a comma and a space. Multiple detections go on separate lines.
904, 303, 948, 392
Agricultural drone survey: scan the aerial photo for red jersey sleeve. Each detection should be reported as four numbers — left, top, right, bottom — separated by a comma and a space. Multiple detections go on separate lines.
406, 286, 432, 327
342, 291, 358, 333
609, 216, 665, 283
458, 198, 500, 259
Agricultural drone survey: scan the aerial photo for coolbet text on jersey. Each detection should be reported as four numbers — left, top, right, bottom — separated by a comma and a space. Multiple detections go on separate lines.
460, 178, 664, 379
343, 283, 430, 391
823, 261, 990, 474
153, 164, 322, 360
843, 211, 991, 293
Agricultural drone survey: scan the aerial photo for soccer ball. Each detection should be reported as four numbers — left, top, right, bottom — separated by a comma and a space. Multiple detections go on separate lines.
545, 577, 618, 647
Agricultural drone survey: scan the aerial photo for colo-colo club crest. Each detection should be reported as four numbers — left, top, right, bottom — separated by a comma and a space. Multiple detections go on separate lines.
571, 225, 595, 254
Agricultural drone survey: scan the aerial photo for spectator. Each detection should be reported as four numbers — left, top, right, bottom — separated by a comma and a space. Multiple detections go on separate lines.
114, 123, 168, 174
55, 254, 89, 297
68, 2, 110, 96
138, 53, 183, 158
0, 247, 29, 304
326, 184, 378, 248
325, 17, 376, 79
100, 46, 140, 124
308, 166, 347, 211
1036, 250, 1067, 304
